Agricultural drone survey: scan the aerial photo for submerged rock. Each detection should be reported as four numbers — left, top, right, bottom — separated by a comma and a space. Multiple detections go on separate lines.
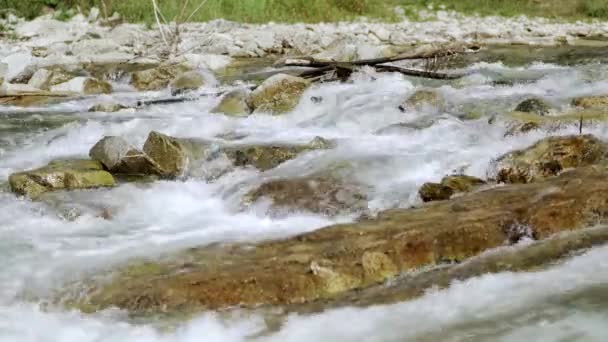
130, 64, 191, 91
514, 97, 552, 116
9, 160, 115, 199
210, 88, 253, 117
67, 164, 608, 314
399, 89, 445, 112
169, 70, 205, 96
243, 176, 368, 216
492, 134, 608, 184
88, 102, 127, 112
246, 73, 310, 115
225, 137, 333, 171
419, 175, 486, 202
503, 110, 608, 136
89, 136, 162, 176
571, 95, 608, 109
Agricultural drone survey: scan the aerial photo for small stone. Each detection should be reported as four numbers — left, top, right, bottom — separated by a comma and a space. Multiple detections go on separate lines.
88, 103, 127, 112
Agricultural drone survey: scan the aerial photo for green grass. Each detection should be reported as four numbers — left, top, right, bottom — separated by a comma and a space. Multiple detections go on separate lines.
1, 0, 607, 24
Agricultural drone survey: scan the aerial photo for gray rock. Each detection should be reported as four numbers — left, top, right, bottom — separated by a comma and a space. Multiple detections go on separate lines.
89, 136, 162, 175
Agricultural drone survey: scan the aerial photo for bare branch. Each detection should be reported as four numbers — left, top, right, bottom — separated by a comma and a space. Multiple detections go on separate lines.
151, 0, 169, 46
186, 0, 209, 22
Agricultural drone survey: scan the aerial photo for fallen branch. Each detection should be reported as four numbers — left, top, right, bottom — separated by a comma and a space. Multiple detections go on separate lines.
281, 43, 479, 68
375, 64, 465, 80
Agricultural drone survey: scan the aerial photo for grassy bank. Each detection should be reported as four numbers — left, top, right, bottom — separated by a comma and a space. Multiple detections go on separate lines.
2, 0, 607, 24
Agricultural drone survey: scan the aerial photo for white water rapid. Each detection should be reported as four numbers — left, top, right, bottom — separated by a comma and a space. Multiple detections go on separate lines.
1, 55, 608, 341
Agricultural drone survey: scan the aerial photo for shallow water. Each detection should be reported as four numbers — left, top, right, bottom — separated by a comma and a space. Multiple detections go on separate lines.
1, 49, 608, 341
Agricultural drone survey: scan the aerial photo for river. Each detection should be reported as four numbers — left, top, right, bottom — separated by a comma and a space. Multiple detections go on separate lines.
1, 46, 608, 341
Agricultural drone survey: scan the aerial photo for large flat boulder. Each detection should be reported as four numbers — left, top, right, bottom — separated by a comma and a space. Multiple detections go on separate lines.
9, 160, 115, 199
65, 162, 608, 315
243, 175, 368, 216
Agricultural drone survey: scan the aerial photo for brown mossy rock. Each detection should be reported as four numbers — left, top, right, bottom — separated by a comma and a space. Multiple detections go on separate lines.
142, 131, 211, 178
399, 89, 445, 112
9, 160, 115, 199
418, 182, 453, 202
210, 89, 252, 117
572, 95, 608, 109
169, 71, 205, 96
130, 64, 192, 91
243, 175, 368, 216
66, 164, 608, 314
441, 175, 486, 192
493, 134, 608, 184
89, 136, 162, 176
225, 137, 334, 171
419, 175, 485, 202
514, 98, 552, 116
246, 74, 310, 115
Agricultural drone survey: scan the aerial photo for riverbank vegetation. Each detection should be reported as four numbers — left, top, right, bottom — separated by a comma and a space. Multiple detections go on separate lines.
2, 0, 607, 23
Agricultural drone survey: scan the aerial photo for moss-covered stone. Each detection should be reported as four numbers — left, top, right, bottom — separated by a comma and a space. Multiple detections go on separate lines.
492, 134, 608, 184
83, 78, 112, 95
130, 64, 191, 91
418, 182, 454, 202
9, 159, 115, 199
64, 164, 608, 314
246, 74, 310, 115
142, 131, 211, 178
210, 89, 252, 117
169, 71, 205, 96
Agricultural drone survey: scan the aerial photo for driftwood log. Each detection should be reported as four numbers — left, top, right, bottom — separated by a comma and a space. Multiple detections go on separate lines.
282, 43, 479, 81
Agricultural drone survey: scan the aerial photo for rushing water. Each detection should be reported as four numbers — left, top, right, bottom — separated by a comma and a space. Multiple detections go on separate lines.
1, 48, 608, 341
